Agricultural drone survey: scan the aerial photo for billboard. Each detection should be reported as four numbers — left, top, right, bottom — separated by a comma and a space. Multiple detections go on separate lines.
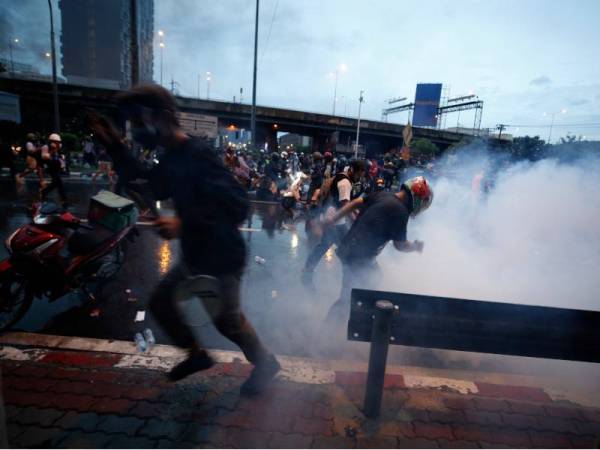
176, 112, 218, 138
413, 83, 442, 127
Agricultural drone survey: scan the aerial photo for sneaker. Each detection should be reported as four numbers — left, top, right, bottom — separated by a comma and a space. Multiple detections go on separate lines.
167, 353, 214, 382
240, 356, 281, 396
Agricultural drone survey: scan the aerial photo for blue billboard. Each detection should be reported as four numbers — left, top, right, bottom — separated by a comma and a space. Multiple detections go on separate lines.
413, 83, 442, 127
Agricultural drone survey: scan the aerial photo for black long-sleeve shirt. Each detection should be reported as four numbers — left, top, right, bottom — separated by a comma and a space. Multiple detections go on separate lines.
108, 137, 249, 276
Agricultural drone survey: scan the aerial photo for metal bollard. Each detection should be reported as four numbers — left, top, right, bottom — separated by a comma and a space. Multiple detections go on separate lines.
363, 299, 395, 418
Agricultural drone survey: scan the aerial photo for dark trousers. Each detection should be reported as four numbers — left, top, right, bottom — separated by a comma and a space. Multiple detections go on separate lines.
304, 223, 348, 272
326, 259, 380, 323
41, 175, 67, 203
148, 264, 270, 365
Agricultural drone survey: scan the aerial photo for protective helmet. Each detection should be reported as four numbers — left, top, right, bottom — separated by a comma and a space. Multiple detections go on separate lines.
312, 151, 323, 160
402, 176, 433, 216
375, 177, 385, 190
324, 151, 333, 161
281, 151, 288, 159
48, 133, 62, 143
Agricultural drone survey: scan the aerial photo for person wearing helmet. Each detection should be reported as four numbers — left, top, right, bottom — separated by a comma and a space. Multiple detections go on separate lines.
17, 133, 45, 187
40, 133, 68, 207
301, 159, 366, 289
319, 176, 433, 322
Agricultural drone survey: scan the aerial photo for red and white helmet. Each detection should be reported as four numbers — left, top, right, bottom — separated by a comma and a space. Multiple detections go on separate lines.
402, 176, 433, 216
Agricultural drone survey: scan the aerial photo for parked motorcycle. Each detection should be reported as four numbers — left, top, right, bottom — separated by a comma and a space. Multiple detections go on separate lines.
0, 192, 138, 331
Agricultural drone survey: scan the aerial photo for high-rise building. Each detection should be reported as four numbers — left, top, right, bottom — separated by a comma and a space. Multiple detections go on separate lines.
59, 0, 154, 89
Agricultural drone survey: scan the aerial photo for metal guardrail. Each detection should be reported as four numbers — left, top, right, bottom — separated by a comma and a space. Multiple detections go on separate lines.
348, 289, 600, 417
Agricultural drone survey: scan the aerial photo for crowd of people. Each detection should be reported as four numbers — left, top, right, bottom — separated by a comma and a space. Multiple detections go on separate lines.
1, 84, 436, 397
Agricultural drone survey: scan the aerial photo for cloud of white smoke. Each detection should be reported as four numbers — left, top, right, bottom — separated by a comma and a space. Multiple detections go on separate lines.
379, 149, 600, 312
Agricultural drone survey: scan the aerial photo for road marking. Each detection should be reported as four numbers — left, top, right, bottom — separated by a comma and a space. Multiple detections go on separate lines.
0, 332, 596, 405
403, 374, 478, 394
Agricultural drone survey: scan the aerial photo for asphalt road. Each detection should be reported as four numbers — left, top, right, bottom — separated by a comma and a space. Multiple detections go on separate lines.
2, 176, 600, 388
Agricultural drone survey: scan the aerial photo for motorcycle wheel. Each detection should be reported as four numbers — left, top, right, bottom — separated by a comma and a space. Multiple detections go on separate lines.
0, 277, 33, 332
94, 244, 124, 280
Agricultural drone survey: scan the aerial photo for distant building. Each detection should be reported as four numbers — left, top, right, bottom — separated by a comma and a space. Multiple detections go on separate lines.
59, 0, 154, 89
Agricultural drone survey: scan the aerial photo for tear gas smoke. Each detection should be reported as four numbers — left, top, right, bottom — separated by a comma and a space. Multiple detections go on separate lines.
379, 148, 600, 311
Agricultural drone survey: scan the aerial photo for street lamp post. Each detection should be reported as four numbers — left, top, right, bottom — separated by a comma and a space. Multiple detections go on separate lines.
206, 71, 211, 99
8, 37, 19, 76
158, 30, 165, 86
251, 0, 259, 148
48, 0, 60, 133
331, 63, 347, 115
354, 90, 364, 159
544, 108, 567, 144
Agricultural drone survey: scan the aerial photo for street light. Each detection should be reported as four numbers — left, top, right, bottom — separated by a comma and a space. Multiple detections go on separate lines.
157, 30, 165, 86
206, 71, 211, 99
330, 63, 347, 115
8, 37, 19, 75
354, 90, 364, 158
543, 108, 567, 144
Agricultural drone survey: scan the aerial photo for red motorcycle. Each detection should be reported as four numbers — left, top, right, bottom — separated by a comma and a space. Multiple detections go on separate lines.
0, 197, 138, 331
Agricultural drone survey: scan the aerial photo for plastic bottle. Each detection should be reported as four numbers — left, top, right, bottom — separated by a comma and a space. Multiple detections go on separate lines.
134, 332, 147, 353
143, 328, 156, 346
254, 256, 266, 265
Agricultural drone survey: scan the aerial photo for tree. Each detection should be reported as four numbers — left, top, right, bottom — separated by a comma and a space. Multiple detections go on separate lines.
410, 138, 439, 161
510, 136, 546, 161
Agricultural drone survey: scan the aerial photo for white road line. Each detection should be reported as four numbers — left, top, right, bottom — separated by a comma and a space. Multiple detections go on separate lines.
403, 374, 479, 395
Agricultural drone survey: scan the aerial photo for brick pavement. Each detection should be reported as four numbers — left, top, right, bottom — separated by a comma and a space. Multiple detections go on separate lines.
1, 340, 599, 448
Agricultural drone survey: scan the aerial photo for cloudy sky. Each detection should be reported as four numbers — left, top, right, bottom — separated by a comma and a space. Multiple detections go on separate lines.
3, 0, 600, 141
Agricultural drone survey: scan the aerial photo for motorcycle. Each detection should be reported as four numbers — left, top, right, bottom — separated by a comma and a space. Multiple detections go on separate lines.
0, 199, 138, 331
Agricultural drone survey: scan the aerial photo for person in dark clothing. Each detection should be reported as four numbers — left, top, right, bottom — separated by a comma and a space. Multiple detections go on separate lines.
302, 159, 365, 288
40, 134, 68, 206
318, 176, 433, 322
91, 85, 279, 395
306, 152, 325, 207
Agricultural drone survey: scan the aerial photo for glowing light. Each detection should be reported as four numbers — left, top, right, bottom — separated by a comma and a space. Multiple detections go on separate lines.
339, 63, 347, 71
291, 233, 299, 249
159, 42, 165, 48
45, 52, 51, 58
14, 38, 19, 43
158, 30, 164, 37
157, 241, 172, 275
561, 108, 567, 114
156, 201, 161, 209
325, 248, 334, 262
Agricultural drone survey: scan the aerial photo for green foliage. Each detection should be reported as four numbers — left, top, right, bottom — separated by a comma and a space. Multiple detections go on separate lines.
60, 132, 82, 153
410, 138, 439, 160
510, 135, 546, 160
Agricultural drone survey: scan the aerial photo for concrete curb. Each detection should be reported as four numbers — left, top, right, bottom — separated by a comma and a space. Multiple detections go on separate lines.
1, 332, 597, 408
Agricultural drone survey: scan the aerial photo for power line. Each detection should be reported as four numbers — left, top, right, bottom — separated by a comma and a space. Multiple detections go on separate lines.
503, 122, 600, 128
260, 0, 279, 61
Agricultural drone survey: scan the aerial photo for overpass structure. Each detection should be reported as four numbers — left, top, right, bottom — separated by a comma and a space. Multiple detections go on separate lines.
0, 78, 468, 156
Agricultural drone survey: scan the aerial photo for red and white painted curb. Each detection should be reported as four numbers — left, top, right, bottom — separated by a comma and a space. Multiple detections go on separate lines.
0, 332, 597, 408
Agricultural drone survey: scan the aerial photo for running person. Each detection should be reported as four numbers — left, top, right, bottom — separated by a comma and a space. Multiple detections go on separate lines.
320, 176, 433, 322
92, 85, 280, 395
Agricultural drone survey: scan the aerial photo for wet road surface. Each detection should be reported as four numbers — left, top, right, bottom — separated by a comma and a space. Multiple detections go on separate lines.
2, 177, 600, 388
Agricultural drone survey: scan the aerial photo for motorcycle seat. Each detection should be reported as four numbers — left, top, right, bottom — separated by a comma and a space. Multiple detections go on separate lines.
67, 225, 115, 255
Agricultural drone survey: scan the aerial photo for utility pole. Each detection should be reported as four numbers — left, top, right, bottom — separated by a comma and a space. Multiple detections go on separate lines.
496, 124, 507, 140
197, 74, 200, 99
251, 0, 259, 148
48, 0, 60, 133
354, 90, 364, 159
